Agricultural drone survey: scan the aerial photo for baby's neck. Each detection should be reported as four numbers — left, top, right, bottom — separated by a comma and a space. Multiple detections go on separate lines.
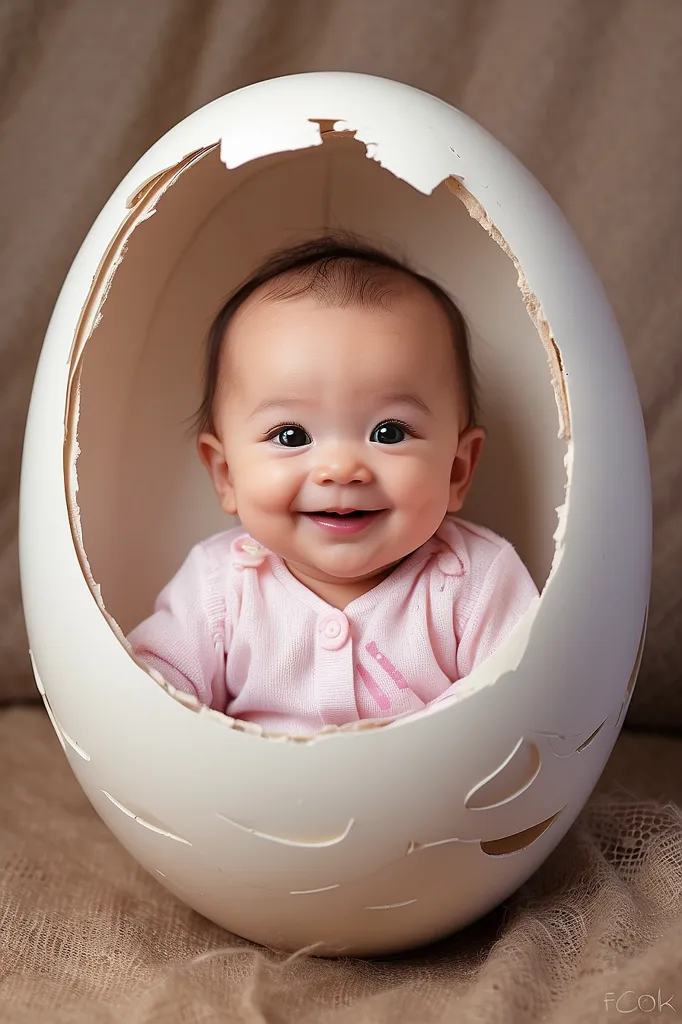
283, 561, 402, 612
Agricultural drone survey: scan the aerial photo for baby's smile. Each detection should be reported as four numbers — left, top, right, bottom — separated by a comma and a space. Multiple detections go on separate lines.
297, 507, 388, 535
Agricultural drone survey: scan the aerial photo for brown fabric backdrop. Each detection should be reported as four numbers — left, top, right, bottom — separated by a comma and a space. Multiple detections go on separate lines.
1, 0, 681, 731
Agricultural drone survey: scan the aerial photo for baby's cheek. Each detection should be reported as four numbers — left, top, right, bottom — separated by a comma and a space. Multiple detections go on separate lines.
389, 455, 448, 506
246, 457, 301, 512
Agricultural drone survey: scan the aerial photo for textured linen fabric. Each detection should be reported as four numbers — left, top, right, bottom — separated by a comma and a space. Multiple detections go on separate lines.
128, 517, 538, 733
2, 706, 682, 1024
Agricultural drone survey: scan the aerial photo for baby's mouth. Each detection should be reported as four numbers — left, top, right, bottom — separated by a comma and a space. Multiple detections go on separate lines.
298, 509, 387, 534
303, 510, 382, 519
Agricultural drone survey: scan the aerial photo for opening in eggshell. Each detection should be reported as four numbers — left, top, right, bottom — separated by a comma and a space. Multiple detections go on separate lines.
63, 120, 570, 737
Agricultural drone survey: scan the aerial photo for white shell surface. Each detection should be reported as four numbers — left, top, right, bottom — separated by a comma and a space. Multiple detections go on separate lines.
19, 72, 650, 955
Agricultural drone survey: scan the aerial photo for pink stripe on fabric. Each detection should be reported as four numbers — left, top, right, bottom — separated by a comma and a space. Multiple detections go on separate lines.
365, 641, 409, 689
357, 663, 391, 710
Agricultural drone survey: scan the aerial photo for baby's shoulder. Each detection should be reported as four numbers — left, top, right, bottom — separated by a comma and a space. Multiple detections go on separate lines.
433, 516, 521, 582
183, 525, 249, 579
197, 524, 248, 556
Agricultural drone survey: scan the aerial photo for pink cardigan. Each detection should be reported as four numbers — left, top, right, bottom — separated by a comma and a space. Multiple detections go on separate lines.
128, 517, 538, 735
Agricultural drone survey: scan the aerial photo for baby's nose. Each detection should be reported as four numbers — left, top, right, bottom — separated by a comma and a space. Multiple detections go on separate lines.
312, 448, 374, 486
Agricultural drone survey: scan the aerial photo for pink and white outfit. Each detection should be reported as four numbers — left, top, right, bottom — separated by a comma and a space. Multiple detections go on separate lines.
128, 517, 538, 735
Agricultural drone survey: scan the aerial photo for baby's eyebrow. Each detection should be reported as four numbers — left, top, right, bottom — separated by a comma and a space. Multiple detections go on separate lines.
247, 393, 433, 420
380, 393, 433, 417
247, 397, 314, 420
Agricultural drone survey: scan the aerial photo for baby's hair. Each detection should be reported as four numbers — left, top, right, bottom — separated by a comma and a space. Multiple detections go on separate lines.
192, 233, 478, 436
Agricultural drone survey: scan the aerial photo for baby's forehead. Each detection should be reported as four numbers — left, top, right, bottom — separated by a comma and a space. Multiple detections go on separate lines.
219, 286, 460, 408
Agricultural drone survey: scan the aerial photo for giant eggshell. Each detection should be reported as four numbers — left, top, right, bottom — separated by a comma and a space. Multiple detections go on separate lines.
19, 72, 651, 956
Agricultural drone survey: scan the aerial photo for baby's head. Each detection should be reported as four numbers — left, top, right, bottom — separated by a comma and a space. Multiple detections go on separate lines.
196, 235, 485, 588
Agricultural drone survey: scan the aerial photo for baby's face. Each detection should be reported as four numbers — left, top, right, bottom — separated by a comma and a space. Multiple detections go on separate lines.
200, 284, 484, 588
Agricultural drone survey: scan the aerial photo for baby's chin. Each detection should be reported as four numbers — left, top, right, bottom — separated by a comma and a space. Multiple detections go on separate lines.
288, 549, 408, 585
238, 510, 427, 581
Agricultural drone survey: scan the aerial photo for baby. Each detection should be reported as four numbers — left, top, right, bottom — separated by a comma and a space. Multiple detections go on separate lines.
128, 234, 538, 734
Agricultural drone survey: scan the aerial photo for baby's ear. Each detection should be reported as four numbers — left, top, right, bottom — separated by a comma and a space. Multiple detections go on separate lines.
197, 433, 238, 515
447, 426, 486, 514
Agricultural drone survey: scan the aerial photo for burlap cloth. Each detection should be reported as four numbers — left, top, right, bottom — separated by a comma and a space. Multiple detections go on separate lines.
1, 707, 680, 1023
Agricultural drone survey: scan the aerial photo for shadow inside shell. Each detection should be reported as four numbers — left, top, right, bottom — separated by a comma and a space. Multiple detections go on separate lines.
625, 606, 648, 702
575, 718, 608, 753
215, 811, 355, 848
101, 790, 192, 845
30, 650, 91, 761
465, 738, 541, 810
480, 807, 564, 857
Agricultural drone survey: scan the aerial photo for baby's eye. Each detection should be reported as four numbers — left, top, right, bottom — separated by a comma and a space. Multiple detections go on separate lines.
270, 424, 312, 447
370, 421, 410, 445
